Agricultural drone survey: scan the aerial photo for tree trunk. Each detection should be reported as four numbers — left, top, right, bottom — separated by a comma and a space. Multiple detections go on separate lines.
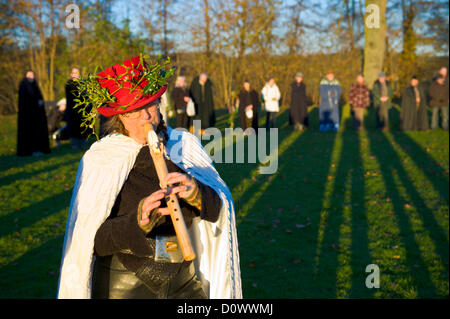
203, 0, 212, 58
363, 0, 387, 89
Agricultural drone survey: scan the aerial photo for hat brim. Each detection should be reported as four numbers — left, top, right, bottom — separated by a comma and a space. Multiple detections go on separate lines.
98, 85, 167, 117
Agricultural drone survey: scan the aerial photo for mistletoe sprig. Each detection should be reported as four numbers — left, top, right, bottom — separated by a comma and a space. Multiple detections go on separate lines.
141, 54, 175, 95
72, 54, 175, 140
73, 68, 115, 140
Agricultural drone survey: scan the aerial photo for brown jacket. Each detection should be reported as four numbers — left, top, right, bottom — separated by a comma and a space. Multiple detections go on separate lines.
428, 80, 449, 108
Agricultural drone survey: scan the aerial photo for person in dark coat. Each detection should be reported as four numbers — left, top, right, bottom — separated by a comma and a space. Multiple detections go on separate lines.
429, 73, 449, 130
237, 80, 259, 134
401, 76, 429, 131
65, 67, 91, 149
16, 71, 51, 156
372, 72, 393, 131
189, 73, 216, 130
171, 76, 191, 130
289, 72, 308, 131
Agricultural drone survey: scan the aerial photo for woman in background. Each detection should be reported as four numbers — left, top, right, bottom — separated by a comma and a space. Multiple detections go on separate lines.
171, 76, 191, 130
261, 77, 281, 130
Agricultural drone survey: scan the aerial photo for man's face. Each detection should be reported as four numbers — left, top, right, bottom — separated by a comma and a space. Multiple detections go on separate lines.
243, 82, 250, 91
268, 79, 275, 86
26, 71, 34, 80
71, 68, 80, 80
120, 99, 161, 139
356, 75, 364, 84
411, 79, 419, 87
295, 76, 303, 83
326, 73, 334, 81
379, 77, 386, 83
199, 74, 208, 84
440, 67, 447, 78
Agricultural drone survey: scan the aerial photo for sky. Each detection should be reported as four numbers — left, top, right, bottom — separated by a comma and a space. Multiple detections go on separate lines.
108, 0, 330, 54
107, 0, 448, 56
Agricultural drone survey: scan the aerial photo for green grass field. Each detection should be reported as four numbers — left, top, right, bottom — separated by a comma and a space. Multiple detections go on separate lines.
0, 104, 448, 298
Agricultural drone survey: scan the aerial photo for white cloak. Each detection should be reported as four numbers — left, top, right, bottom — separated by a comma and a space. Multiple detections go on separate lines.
57, 128, 242, 299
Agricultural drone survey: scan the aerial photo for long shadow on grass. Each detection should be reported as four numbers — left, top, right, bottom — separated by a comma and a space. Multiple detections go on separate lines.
388, 109, 449, 205
314, 116, 372, 297
348, 129, 372, 298
0, 156, 80, 187
0, 144, 83, 177
0, 190, 72, 238
0, 154, 49, 174
215, 108, 292, 193
0, 236, 64, 298
236, 108, 338, 298
368, 131, 448, 297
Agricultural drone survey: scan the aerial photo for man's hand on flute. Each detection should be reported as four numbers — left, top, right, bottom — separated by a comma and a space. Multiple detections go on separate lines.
137, 172, 199, 233
164, 172, 197, 199
165, 172, 202, 211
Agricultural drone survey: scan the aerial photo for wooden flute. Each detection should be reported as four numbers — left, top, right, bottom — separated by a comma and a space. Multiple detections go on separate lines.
143, 123, 196, 262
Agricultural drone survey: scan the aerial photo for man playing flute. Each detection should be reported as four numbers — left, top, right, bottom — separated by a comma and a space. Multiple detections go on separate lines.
57, 55, 242, 299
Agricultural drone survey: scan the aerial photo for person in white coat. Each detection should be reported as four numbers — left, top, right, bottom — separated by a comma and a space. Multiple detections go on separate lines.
261, 78, 281, 129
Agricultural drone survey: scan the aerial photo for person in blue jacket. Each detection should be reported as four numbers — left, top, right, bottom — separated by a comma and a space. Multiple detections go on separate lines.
319, 69, 341, 132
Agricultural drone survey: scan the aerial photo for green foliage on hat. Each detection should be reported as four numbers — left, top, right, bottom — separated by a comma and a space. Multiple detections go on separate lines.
73, 67, 115, 140
141, 54, 175, 96
73, 54, 175, 140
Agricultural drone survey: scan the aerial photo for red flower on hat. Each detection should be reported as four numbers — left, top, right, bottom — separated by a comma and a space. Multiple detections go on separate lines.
96, 56, 167, 117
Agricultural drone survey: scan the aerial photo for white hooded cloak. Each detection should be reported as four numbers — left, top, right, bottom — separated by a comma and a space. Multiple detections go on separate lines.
57, 128, 242, 299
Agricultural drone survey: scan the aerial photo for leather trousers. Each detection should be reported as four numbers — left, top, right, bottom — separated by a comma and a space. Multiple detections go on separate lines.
91, 254, 207, 299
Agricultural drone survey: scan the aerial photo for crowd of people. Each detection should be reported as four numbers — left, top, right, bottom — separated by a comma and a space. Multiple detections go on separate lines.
16, 65, 449, 156
171, 66, 448, 136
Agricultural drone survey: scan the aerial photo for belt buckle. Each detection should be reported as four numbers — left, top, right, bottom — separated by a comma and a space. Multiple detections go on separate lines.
155, 235, 184, 263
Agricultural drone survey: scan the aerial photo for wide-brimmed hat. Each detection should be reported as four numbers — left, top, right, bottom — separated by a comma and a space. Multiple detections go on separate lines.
72, 54, 174, 138
96, 56, 168, 117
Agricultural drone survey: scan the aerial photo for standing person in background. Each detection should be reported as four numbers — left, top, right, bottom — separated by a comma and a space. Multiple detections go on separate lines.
429, 74, 449, 130
433, 66, 448, 83
47, 98, 70, 147
65, 67, 91, 149
348, 74, 370, 130
372, 72, 393, 131
237, 80, 259, 134
401, 76, 429, 131
189, 73, 216, 132
319, 70, 341, 132
261, 77, 281, 130
16, 70, 51, 156
172, 76, 191, 130
289, 72, 308, 131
